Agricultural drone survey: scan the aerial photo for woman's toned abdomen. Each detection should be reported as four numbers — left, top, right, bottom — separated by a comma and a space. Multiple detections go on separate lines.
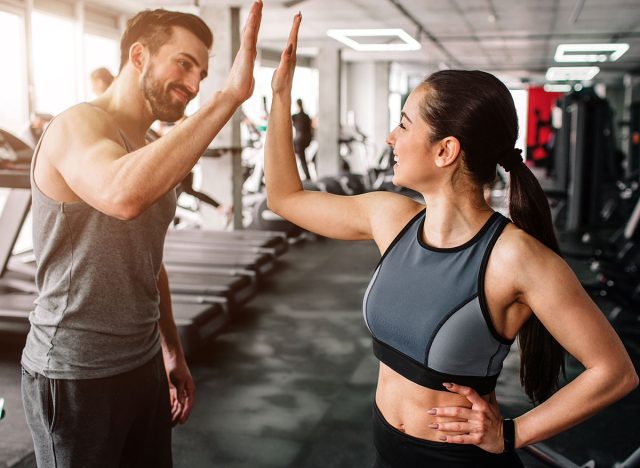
375, 362, 493, 441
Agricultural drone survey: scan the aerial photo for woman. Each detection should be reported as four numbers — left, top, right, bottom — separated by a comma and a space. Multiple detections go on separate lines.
265, 14, 638, 468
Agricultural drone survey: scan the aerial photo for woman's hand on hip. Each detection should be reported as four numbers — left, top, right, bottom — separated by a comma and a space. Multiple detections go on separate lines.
428, 382, 506, 453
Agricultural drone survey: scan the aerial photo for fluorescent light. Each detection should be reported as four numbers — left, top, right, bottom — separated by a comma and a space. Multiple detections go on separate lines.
326, 28, 421, 51
554, 43, 629, 62
545, 66, 600, 81
543, 84, 572, 93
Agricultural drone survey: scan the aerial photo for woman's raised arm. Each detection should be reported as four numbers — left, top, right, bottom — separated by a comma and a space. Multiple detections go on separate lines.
264, 13, 419, 241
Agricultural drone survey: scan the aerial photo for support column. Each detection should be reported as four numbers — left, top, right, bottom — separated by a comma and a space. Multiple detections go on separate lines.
344, 61, 390, 173
24, 0, 36, 117
373, 62, 391, 154
315, 46, 341, 177
197, 5, 243, 229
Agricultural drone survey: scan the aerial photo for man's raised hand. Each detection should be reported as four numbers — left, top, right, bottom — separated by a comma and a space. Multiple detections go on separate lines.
225, 0, 263, 104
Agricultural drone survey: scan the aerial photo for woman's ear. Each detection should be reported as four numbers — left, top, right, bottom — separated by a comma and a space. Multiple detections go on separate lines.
434, 137, 461, 168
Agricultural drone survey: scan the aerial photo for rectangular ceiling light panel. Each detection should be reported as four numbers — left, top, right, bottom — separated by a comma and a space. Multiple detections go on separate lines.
545, 66, 600, 81
543, 84, 572, 93
554, 43, 630, 62
326, 28, 421, 51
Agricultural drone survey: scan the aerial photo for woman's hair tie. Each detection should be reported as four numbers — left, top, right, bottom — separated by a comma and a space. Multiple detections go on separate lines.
498, 148, 523, 172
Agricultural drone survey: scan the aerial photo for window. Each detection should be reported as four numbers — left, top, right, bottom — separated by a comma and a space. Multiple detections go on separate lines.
32, 10, 78, 115
0, 9, 28, 135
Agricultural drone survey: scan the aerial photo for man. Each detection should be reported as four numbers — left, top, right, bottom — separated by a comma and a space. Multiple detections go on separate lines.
89, 67, 115, 96
21, 3, 263, 467
292, 98, 313, 179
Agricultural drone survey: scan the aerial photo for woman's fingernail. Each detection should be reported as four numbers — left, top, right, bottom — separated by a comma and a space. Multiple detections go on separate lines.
428, 423, 438, 429
443, 382, 453, 388
439, 436, 447, 441
428, 408, 437, 415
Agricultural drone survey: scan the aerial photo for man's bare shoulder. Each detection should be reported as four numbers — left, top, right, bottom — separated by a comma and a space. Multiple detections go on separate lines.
40, 103, 121, 161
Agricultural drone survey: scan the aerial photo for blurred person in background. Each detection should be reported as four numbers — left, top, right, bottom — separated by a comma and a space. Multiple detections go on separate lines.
90, 67, 114, 96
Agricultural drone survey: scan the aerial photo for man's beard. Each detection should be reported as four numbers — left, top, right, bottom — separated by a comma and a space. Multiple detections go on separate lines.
141, 64, 191, 122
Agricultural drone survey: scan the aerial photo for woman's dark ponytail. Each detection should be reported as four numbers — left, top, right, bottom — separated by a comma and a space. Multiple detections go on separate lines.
421, 70, 565, 404
504, 159, 565, 403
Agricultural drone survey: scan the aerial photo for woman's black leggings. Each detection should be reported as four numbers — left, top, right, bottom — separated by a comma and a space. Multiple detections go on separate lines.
372, 402, 524, 468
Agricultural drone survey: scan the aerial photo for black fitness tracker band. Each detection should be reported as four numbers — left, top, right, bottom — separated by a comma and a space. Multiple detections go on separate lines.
503, 418, 515, 453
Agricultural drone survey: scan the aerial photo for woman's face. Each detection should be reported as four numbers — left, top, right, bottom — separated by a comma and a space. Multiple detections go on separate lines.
386, 86, 438, 192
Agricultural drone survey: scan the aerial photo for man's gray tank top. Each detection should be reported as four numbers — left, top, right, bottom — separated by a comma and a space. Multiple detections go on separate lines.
363, 209, 513, 395
21, 108, 177, 379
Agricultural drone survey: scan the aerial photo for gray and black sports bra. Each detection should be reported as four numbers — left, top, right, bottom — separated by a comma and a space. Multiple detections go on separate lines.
363, 209, 513, 395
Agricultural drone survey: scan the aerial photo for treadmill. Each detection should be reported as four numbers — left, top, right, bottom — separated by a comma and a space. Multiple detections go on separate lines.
163, 171, 290, 279
0, 132, 44, 336
163, 223, 280, 279
166, 228, 289, 257
0, 129, 227, 354
163, 247, 276, 277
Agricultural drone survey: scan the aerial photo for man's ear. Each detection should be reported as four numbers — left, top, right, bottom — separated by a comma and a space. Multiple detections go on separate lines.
434, 136, 461, 168
129, 42, 148, 72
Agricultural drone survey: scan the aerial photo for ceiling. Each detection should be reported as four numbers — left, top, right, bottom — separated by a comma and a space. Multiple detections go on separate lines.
96, 0, 640, 85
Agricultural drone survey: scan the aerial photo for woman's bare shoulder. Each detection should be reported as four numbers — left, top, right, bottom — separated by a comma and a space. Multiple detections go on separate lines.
491, 221, 566, 290
363, 191, 424, 253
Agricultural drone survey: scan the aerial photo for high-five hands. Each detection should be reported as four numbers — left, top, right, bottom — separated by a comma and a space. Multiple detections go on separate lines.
271, 12, 302, 95
225, 0, 263, 104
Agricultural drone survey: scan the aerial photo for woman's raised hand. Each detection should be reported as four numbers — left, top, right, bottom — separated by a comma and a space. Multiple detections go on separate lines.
225, 1, 263, 105
271, 13, 302, 96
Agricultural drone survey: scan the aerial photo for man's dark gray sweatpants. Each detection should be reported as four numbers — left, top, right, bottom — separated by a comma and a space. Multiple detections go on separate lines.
21, 352, 172, 468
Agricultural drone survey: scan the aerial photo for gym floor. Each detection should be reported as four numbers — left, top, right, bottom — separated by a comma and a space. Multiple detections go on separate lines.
1, 233, 639, 467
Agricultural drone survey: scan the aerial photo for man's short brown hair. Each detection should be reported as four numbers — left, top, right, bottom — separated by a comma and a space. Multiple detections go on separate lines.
119, 9, 213, 71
